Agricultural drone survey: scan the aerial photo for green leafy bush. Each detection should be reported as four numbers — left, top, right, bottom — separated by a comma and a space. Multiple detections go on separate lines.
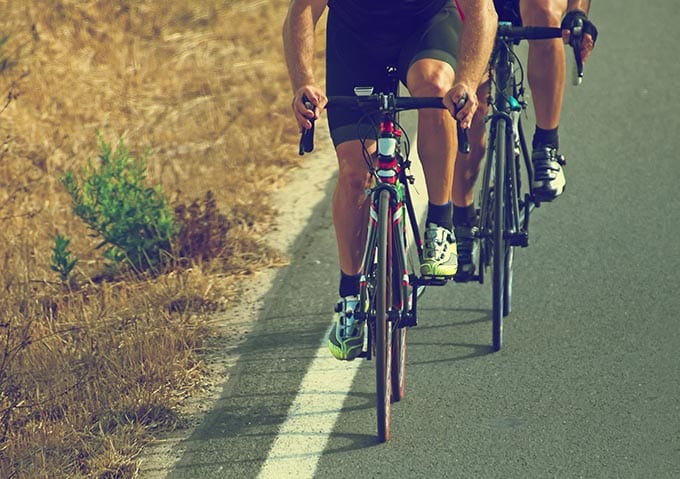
50, 234, 78, 283
61, 134, 178, 275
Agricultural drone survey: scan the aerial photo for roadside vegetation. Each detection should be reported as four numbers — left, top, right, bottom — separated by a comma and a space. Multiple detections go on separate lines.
0, 1, 325, 477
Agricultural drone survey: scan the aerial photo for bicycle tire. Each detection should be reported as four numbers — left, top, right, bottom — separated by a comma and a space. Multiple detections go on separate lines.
391, 242, 406, 402
478, 118, 497, 287
503, 245, 514, 317
492, 117, 508, 352
503, 133, 520, 317
391, 173, 420, 402
375, 189, 392, 442
391, 324, 406, 402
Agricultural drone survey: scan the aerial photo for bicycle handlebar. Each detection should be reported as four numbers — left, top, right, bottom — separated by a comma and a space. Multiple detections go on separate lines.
298, 94, 469, 155
496, 24, 562, 41
496, 23, 585, 86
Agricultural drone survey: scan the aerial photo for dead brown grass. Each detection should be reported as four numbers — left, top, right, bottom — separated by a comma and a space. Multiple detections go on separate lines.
0, 0, 322, 477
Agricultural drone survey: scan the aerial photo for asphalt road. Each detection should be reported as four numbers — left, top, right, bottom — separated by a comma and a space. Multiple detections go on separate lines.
150, 2, 680, 478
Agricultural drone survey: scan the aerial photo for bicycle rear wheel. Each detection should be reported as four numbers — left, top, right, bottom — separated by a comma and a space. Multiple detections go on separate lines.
503, 246, 514, 317
375, 189, 393, 442
391, 250, 406, 403
503, 144, 524, 317
391, 323, 406, 402
391, 195, 414, 402
492, 117, 509, 352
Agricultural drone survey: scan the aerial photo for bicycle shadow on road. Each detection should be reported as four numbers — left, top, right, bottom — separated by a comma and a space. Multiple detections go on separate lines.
405, 307, 496, 364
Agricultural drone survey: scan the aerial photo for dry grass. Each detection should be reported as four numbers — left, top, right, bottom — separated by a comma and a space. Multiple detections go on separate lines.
0, 0, 323, 477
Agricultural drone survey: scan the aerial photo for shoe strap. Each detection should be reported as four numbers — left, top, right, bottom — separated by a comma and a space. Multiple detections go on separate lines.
336, 295, 359, 314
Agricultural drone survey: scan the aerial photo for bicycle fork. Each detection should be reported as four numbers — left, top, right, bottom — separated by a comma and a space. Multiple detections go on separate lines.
377, 126, 418, 329
357, 127, 416, 358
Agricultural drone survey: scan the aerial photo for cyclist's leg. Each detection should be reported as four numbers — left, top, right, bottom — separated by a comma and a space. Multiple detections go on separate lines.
452, 80, 489, 209
520, 0, 569, 200
400, 3, 462, 277
520, 0, 567, 134
332, 141, 374, 278
452, 79, 489, 280
454, 0, 515, 217
326, 10, 390, 359
326, 9, 392, 282
406, 60, 456, 208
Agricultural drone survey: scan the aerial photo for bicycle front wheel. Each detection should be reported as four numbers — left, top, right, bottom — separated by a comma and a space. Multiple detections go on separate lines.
375, 189, 393, 442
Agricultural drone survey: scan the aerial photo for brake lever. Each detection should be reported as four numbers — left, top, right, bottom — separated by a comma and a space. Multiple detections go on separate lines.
298, 101, 315, 156
569, 19, 585, 86
455, 95, 471, 154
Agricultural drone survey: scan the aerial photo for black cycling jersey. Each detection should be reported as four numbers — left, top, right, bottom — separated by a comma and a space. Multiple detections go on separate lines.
328, 0, 449, 35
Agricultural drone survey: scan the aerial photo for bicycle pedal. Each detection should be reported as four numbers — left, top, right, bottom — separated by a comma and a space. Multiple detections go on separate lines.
418, 276, 451, 286
399, 313, 417, 328
455, 269, 483, 282
511, 232, 529, 247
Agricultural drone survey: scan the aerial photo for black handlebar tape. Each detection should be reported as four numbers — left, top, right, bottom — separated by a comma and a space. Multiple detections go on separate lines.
457, 124, 471, 154
568, 19, 585, 84
298, 101, 316, 155
497, 25, 562, 40
454, 95, 471, 155
299, 122, 315, 155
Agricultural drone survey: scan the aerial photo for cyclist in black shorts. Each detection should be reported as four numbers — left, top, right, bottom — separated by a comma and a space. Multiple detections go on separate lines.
451, 0, 598, 281
283, 0, 498, 360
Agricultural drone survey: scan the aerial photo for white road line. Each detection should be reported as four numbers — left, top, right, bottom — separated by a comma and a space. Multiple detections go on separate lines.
257, 330, 362, 478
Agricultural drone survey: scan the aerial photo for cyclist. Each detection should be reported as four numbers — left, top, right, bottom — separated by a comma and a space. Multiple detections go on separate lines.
283, 0, 498, 360
451, 0, 598, 281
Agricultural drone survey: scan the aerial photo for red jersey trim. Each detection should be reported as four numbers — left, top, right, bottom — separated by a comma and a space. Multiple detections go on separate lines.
454, 0, 464, 21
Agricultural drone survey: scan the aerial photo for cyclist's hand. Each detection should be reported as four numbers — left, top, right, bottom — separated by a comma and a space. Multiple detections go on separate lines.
561, 10, 598, 62
444, 83, 477, 129
292, 85, 327, 130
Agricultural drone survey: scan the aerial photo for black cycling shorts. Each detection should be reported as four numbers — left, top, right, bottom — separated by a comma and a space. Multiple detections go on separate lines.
325, 1, 462, 146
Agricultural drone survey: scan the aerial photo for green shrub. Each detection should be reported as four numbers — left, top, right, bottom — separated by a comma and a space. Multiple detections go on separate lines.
50, 234, 78, 283
61, 134, 178, 275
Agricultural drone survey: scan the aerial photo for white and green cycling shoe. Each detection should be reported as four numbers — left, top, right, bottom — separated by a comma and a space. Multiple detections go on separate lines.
328, 295, 364, 361
420, 223, 458, 278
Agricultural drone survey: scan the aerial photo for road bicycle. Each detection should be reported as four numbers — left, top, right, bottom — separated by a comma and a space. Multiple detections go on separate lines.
471, 22, 585, 351
299, 67, 467, 442
296, 21, 587, 442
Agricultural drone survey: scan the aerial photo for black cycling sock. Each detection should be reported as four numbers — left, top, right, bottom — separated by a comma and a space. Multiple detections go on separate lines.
339, 271, 361, 298
532, 126, 559, 150
426, 201, 453, 232
453, 204, 477, 227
